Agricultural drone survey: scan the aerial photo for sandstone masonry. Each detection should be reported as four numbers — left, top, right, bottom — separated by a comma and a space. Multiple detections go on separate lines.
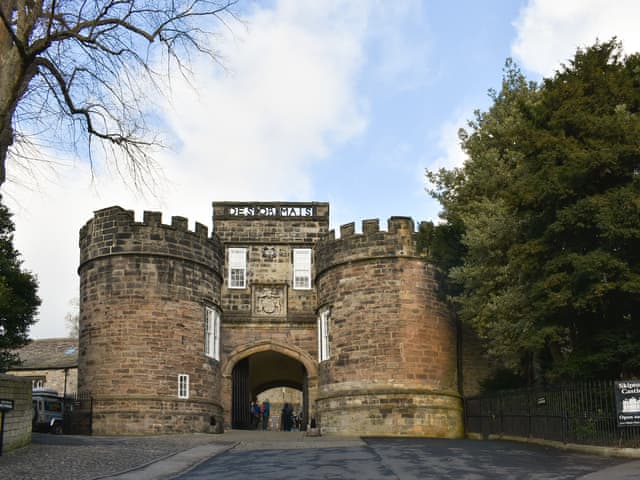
315, 218, 461, 436
78, 201, 484, 436
0, 374, 32, 453
78, 207, 223, 434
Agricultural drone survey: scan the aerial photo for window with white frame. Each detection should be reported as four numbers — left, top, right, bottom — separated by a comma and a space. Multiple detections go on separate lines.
293, 248, 312, 290
31, 377, 45, 389
318, 308, 330, 362
228, 247, 247, 288
205, 306, 221, 361
178, 374, 189, 399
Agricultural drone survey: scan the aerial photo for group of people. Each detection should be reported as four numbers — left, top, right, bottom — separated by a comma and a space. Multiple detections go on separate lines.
249, 400, 303, 431
250, 400, 270, 430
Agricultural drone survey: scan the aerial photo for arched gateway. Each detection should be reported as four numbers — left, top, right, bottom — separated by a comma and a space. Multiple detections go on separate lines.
78, 201, 466, 437
223, 341, 318, 429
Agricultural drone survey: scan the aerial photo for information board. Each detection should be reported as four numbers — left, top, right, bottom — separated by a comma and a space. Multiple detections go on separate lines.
615, 381, 640, 427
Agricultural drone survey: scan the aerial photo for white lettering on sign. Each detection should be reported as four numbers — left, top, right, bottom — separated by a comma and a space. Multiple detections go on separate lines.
227, 206, 315, 217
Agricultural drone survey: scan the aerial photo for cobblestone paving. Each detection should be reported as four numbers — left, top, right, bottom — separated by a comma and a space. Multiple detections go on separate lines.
0, 433, 233, 480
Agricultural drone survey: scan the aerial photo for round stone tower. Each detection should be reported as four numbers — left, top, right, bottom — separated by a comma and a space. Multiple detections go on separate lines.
314, 217, 462, 437
78, 206, 223, 434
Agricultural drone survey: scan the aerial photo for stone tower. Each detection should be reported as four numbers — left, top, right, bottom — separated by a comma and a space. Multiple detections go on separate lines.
78, 207, 223, 434
314, 217, 463, 436
211, 202, 330, 429
78, 203, 469, 437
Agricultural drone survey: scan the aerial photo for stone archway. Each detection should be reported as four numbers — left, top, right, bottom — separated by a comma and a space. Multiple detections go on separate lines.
222, 340, 318, 430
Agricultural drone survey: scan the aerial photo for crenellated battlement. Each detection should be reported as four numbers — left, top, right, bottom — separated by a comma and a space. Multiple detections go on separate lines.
80, 206, 211, 239
77, 201, 467, 437
315, 214, 461, 436
79, 205, 222, 272
315, 216, 418, 276
78, 205, 225, 435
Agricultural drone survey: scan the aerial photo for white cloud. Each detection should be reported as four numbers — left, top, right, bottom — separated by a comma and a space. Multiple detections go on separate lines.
366, 0, 432, 91
154, 0, 371, 209
5, 162, 141, 339
416, 111, 470, 223
3, 0, 440, 339
429, 111, 468, 173
4, 0, 374, 338
512, 0, 640, 77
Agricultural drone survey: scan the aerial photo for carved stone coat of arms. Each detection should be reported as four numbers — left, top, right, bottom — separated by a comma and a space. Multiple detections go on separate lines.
254, 286, 285, 316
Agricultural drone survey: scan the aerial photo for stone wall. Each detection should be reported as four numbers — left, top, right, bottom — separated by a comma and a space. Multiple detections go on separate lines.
460, 325, 495, 397
9, 368, 77, 396
77, 202, 491, 436
315, 218, 463, 437
220, 324, 319, 427
78, 207, 223, 434
213, 201, 329, 324
212, 202, 329, 244
0, 374, 31, 453
213, 202, 329, 428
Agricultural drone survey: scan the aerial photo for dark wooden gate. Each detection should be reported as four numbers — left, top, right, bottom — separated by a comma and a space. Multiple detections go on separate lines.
63, 392, 92, 435
302, 366, 309, 430
232, 358, 251, 429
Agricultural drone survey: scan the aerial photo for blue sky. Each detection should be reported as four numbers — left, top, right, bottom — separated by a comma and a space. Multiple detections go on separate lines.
4, 0, 640, 338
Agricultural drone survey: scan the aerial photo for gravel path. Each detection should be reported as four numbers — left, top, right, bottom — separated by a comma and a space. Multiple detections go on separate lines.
0, 433, 233, 480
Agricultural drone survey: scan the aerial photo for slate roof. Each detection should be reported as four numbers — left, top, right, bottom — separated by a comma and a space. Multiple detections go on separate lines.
11, 338, 79, 370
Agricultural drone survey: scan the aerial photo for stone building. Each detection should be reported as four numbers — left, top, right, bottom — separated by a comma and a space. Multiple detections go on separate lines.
78, 201, 485, 436
7, 338, 78, 396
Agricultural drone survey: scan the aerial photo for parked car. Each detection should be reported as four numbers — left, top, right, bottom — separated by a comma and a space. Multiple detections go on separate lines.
32, 389, 64, 434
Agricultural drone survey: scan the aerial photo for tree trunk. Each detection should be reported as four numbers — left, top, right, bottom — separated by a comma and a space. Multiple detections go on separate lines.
0, 2, 14, 186
0, 1, 38, 187
0, 115, 10, 186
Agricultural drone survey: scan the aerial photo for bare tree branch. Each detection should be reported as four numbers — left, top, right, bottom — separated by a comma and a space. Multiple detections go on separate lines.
0, 0, 240, 188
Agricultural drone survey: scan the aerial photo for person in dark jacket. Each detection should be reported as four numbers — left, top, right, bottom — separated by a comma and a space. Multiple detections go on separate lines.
261, 400, 270, 430
282, 402, 293, 431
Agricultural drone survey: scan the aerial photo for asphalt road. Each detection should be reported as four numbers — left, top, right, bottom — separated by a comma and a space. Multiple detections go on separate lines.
174, 437, 631, 480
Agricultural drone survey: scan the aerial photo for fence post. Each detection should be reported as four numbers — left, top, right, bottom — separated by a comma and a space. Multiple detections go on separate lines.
560, 384, 566, 443
498, 393, 503, 435
526, 387, 535, 438
463, 397, 467, 435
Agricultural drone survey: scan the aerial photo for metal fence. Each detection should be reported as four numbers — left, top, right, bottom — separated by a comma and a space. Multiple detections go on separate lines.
63, 391, 92, 435
465, 380, 640, 448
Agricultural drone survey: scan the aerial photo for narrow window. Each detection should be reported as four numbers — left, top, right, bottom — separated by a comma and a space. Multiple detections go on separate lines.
293, 248, 312, 290
318, 308, 330, 362
228, 248, 247, 288
205, 306, 221, 361
178, 374, 190, 399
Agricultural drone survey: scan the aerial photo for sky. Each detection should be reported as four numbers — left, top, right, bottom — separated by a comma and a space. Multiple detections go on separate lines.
3, 0, 640, 339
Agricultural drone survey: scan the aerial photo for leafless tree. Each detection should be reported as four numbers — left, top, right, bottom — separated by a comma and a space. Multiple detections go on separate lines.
64, 297, 79, 337
0, 0, 238, 189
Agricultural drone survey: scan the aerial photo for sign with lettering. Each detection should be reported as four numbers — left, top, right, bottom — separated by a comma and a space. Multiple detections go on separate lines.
615, 381, 640, 427
0, 399, 14, 411
227, 205, 315, 218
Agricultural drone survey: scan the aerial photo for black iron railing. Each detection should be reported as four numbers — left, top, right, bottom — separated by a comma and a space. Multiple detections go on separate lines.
465, 380, 640, 448
63, 391, 92, 435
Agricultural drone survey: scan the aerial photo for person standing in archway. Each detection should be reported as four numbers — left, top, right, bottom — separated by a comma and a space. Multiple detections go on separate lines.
261, 400, 270, 431
282, 402, 293, 431
251, 401, 261, 429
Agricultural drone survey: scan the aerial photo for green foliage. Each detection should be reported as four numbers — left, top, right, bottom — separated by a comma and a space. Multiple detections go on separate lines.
427, 40, 640, 382
0, 195, 40, 372
415, 221, 434, 257
480, 367, 528, 393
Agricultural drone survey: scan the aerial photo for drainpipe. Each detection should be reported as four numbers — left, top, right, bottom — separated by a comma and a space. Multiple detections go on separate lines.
63, 368, 69, 399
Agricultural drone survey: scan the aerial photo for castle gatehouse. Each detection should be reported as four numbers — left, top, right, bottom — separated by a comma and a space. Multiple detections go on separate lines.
77, 201, 469, 436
